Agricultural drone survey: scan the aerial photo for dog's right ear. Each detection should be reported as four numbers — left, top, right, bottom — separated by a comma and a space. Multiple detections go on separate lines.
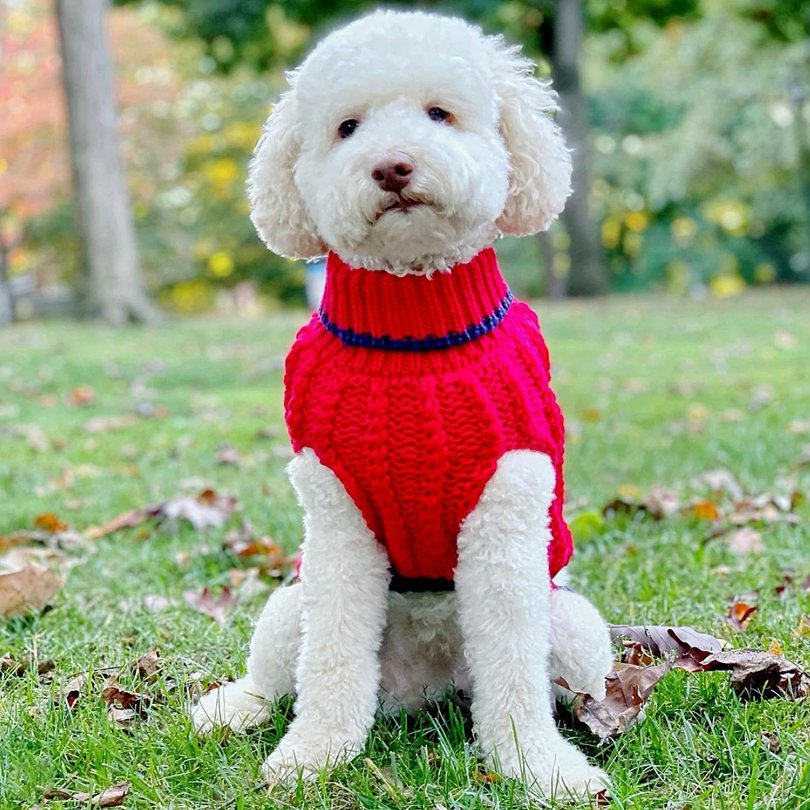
248, 88, 325, 259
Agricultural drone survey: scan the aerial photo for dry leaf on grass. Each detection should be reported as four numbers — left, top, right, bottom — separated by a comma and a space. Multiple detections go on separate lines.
574, 624, 810, 737
85, 489, 238, 539
215, 443, 242, 467
0, 652, 55, 679
773, 573, 810, 596
33, 513, 68, 533
726, 597, 758, 632
692, 468, 744, 501
601, 485, 681, 520
66, 385, 96, 407
222, 521, 293, 578
0, 549, 62, 618
223, 521, 283, 559
183, 586, 237, 623
101, 682, 151, 729
84, 414, 139, 434
44, 781, 130, 807
58, 651, 159, 711
696, 650, 809, 700
684, 499, 721, 521
569, 662, 671, 739
61, 673, 90, 710
609, 624, 725, 658
726, 527, 765, 555
133, 650, 161, 681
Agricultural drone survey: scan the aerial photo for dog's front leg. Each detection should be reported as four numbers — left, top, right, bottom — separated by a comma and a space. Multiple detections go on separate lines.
455, 450, 608, 798
262, 448, 390, 784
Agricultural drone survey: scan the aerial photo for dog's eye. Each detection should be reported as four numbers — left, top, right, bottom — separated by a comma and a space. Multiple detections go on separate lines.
427, 106, 452, 124
338, 119, 359, 139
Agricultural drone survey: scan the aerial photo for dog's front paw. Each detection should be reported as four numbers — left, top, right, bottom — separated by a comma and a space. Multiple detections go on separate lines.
549, 762, 610, 801
189, 678, 269, 734
503, 742, 610, 801
262, 730, 363, 786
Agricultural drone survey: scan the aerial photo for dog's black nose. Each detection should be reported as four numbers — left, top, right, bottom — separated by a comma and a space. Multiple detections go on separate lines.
372, 156, 413, 193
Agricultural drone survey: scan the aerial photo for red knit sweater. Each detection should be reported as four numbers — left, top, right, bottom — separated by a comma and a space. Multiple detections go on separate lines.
284, 248, 573, 583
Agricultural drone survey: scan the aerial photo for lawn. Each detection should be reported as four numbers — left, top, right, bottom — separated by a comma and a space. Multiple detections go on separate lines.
1, 289, 809, 809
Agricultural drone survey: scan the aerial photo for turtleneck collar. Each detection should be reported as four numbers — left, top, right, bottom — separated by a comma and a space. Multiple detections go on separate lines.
317, 248, 513, 351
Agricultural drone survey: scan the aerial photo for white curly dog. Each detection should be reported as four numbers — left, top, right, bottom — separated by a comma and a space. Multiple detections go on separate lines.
192, 10, 613, 798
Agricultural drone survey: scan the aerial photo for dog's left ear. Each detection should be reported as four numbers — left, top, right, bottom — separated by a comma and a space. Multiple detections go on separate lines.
492, 44, 572, 236
248, 86, 325, 259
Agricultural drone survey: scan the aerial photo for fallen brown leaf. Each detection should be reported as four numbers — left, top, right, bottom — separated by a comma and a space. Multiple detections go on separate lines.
726, 527, 765, 555
216, 443, 242, 467
728, 493, 801, 526
133, 650, 161, 681
222, 521, 288, 569
84, 414, 140, 434
44, 781, 130, 807
570, 662, 671, 739
774, 573, 810, 597
609, 624, 724, 658
571, 622, 809, 739
0, 652, 55, 679
101, 681, 151, 729
602, 485, 681, 521
86, 489, 238, 539
692, 468, 744, 501
726, 597, 758, 633
696, 650, 809, 700
618, 641, 655, 666
0, 549, 62, 617
761, 730, 781, 754
183, 586, 237, 623
67, 385, 96, 407
62, 674, 89, 710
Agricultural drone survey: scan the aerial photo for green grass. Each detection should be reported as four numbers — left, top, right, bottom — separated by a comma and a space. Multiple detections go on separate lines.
1, 289, 809, 809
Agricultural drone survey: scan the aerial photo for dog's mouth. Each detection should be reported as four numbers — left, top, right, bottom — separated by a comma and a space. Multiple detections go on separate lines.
375, 197, 425, 221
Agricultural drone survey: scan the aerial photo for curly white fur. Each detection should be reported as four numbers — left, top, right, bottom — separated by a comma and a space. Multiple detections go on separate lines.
248, 10, 571, 274
192, 9, 611, 798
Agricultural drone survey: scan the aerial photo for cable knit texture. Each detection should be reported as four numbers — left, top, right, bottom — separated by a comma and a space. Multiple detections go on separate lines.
284, 247, 573, 581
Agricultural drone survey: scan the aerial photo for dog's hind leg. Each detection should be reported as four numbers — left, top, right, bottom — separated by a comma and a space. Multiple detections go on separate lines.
548, 584, 612, 701
455, 450, 609, 799
190, 582, 301, 733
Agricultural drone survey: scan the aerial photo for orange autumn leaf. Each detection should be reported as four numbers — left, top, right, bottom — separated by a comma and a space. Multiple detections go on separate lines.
33, 513, 68, 533
67, 385, 96, 406
688, 500, 720, 521
727, 599, 758, 632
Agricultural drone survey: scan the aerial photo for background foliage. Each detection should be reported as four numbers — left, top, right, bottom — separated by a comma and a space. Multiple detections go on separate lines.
1, 0, 809, 310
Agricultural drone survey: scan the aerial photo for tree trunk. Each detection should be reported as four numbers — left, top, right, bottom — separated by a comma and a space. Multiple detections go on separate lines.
55, 0, 159, 324
553, 0, 608, 297
0, 229, 14, 327
538, 231, 566, 300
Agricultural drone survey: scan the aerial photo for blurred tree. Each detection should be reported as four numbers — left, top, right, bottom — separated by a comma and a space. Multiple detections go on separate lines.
588, 0, 810, 290
55, 0, 159, 323
552, 0, 607, 295
115, 0, 703, 297
0, 229, 13, 326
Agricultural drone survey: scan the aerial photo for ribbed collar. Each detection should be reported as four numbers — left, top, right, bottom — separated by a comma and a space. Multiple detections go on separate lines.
318, 248, 513, 351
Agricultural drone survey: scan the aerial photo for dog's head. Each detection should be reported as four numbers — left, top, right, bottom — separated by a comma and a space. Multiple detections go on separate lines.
249, 11, 572, 273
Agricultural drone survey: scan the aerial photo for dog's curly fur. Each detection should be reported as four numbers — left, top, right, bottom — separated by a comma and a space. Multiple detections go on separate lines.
192, 10, 613, 798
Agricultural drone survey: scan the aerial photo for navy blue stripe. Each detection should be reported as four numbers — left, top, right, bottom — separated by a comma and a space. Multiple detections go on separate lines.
318, 289, 514, 352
